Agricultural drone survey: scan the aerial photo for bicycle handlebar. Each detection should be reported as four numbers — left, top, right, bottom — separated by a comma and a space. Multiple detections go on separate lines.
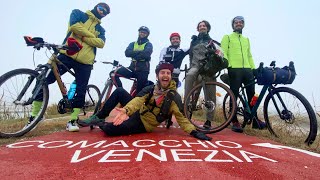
23, 36, 80, 52
256, 61, 295, 75
101, 60, 120, 67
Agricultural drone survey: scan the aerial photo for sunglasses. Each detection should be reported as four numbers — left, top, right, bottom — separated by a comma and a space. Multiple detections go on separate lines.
97, 5, 109, 15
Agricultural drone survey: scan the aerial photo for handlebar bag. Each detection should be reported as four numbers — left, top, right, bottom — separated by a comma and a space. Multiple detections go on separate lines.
257, 66, 296, 85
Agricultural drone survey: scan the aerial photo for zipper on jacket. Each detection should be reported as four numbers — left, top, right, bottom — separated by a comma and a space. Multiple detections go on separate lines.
238, 34, 245, 68
75, 20, 95, 62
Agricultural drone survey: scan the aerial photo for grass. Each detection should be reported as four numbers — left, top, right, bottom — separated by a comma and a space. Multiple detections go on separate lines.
0, 117, 70, 146
190, 107, 320, 153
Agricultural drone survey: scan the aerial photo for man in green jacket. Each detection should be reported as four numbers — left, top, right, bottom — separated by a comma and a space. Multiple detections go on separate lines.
221, 16, 266, 133
78, 63, 212, 141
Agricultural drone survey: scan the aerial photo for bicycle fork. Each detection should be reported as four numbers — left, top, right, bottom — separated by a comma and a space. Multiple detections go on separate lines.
268, 88, 293, 122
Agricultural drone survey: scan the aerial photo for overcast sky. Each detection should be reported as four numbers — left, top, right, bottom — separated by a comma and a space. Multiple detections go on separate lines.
1, 0, 319, 109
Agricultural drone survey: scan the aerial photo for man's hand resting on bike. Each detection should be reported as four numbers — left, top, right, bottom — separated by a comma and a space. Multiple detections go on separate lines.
112, 107, 129, 126
190, 130, 212, 141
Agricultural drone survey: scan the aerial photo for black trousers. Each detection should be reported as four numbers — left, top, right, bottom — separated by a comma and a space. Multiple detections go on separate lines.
96, 87, 147, 136
228, 68, 255, 122
113, 66, 149, 96
35, 54, 92, 108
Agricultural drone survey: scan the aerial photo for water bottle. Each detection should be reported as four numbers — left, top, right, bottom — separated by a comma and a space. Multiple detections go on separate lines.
67, 81, 77, 100
250, 94, 259, 106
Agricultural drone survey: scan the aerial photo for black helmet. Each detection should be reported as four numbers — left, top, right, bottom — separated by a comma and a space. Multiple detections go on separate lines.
232, 16, 245, 29
138, 26, 150, 34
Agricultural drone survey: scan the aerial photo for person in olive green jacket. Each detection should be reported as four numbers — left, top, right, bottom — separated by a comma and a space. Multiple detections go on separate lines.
78, 63, 212, 141
221, 16, 266, 133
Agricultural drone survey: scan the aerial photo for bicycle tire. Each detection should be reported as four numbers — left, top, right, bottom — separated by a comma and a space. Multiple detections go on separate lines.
0, 68, 49, 138
90, 81, 113, 130
263, 87, 318, 145
83, 84, 101, 113
222, 94, 251, 128
184, 81, 236, 134
93, 80, 113, 114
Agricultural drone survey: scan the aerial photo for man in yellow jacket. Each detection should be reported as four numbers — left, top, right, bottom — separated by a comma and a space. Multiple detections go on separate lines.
78, 63, 212, 141
30, 3, 110, 132
221, 16, 266, 133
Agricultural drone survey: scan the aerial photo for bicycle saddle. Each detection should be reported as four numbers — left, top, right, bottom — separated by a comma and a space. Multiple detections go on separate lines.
24, 36, 44, 46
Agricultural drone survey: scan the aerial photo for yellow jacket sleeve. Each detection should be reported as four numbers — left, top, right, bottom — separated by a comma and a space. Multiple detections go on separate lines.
247, 39, 255, 69
220, 35, 230, 61
123, 95, 147, 116
70, 23, 96, 38
83, 37, 105, 48
171, 102, 196, 134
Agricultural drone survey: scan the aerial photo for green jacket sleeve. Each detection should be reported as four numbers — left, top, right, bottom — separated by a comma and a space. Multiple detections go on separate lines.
220, 35, 230, 61
247, 38, 255, 69
171, 102, 196, 134
83, 37, 105, 48
123, 95, 147, 116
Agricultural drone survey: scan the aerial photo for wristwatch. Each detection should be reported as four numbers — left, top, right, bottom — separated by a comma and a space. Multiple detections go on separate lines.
124, 108, 129, 115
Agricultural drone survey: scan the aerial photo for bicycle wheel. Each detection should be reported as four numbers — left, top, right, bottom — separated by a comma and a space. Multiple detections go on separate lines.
263, 87, 318, 145
93, 80, 113, 114
83, 84, 101, 114
184, 81, 236, 134
222, 94, 251, 128
0, 68, 49, 137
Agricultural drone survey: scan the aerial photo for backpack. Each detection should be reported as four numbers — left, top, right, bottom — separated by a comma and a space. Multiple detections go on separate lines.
142, 86, 181, 123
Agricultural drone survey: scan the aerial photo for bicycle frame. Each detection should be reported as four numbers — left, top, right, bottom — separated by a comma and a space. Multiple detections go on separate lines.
111, 67, 137, 96
240, 81, 290, 124
94, 62, 137, 113
15, 50, 76, 107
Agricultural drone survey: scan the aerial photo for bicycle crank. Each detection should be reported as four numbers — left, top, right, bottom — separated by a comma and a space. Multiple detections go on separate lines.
57, 99, 73, 114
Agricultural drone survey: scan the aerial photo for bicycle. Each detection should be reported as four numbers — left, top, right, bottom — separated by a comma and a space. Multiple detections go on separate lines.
93, 60, 151, 113
222, 61, 318, 145
183, 41, 237, 134
88, 60, 153, 129
0, 36, 101, 138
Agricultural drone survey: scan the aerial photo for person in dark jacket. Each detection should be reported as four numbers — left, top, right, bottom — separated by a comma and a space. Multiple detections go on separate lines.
184, 20, 226, 129
159, 32, 189, 87
78, 63, 212, 141
113, 26, 153, 96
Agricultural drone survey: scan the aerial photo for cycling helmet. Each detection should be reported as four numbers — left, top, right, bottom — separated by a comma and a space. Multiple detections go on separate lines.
232, 16, 245, 29
138, 26, 150, 34
155, 62, 174, 74
170, 32, 181, 40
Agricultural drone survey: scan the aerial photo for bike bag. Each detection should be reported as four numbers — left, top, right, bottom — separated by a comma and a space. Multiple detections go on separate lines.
256, 62, 296, 85
142, 87, 179, 123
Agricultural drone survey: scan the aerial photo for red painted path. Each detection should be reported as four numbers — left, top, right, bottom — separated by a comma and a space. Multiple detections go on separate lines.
1, 123, 319, 180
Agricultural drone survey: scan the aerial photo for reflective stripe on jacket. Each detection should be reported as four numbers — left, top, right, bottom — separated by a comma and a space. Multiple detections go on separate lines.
132, 42, 147, 61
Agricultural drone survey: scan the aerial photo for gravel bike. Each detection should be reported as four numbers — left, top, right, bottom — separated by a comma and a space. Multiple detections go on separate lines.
0, 36, 100, 137
184, 41, 237, 134
222, 61, 318, 145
